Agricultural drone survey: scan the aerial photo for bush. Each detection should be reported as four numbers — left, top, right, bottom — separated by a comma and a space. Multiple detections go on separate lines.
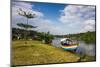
40, 32, 54, 44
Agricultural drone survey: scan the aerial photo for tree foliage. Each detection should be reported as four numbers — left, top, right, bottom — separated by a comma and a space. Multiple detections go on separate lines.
17, 23, 37, 29
54, 31, 96, 44
17, 8, 37, 40
67, 31, 96, 43
12, 28, 54, 44
18, 8, 36, 19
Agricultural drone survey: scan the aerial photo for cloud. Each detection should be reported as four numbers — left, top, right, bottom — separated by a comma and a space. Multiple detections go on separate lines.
12, 1, 44, 28
11, 1, 66, 35
84, 19, 95, 25
12, 1, 43, 17
12, 2, 96, 35
59, 5, 95, 32
59, 5, 83, 23
84, 19, 95, 31
28, 19, 67, 35
12, 1, 33, 9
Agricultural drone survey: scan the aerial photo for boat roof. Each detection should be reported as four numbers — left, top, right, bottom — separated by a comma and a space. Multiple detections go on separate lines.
60, 38, 71, 41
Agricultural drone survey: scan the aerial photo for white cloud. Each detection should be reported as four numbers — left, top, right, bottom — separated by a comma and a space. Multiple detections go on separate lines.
59, 5, 95, 32
29, 19, 66, 35
12, 1, 43, 18
11, 1, 66, 35
84, 19, 95, 31
12, 1, 33, 9
12, 2, 96, 35
85, 25, 93, 30
84, 19, 95, 25
59, 5, 83, 23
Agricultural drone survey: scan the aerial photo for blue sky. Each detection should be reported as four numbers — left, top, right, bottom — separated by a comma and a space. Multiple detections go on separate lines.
12, 1, 96, 35
32, 2, 66, 21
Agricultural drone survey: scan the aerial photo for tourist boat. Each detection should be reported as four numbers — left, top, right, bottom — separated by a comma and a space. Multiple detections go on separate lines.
60, 38, 79, 50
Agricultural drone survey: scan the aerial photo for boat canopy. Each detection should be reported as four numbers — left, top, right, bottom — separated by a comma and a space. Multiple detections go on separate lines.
60, 38, 78, 45
60, 38, 70, 42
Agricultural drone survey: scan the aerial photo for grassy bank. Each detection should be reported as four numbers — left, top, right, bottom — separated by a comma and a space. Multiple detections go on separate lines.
12, 40, 80, 65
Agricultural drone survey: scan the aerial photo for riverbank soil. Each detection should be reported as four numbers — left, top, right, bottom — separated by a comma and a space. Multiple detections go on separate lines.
12, 40, 80, 65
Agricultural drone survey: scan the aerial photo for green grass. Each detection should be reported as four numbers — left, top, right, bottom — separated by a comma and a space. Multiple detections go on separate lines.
12, 40, 80, 65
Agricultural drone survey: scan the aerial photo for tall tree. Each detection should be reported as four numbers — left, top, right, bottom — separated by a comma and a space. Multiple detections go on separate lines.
17, 8, 37, 40
17, 23, 37, 39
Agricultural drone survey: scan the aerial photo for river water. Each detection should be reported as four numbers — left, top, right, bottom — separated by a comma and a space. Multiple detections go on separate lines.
51, 38, 96, 56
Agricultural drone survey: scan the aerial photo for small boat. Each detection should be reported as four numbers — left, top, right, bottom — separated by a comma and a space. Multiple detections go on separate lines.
60, 38, 79, 50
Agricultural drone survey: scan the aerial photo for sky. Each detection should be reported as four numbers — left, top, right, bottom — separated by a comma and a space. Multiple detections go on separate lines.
11, 1, 96, 35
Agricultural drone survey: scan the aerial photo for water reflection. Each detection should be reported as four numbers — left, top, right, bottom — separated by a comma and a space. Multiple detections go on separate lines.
78, 41, 96, 56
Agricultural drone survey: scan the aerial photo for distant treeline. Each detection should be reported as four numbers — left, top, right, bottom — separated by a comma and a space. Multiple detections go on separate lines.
70, 31, 96, 43
12, 28, 96, 44
12, 28, 54, 44
54, 31, 96, 43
